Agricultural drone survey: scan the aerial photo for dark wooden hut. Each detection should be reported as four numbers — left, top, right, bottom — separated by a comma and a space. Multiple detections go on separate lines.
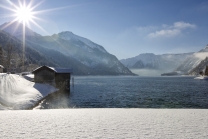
32, 65, 73, 92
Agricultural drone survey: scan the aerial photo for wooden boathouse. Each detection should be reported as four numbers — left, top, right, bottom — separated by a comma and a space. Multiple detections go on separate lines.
32, 65, 73, 92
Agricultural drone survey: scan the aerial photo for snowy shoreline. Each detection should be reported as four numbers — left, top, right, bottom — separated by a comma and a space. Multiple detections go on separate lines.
0, 73, 58, 110
194, 76, 208, 80
0, 109, 208, 138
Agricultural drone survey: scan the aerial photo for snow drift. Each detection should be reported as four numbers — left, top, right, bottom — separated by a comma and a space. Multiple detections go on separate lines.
0, 73, 58, 109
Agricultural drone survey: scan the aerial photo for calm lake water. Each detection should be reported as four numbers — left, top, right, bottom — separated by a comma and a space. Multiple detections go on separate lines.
38, 76, 208, 109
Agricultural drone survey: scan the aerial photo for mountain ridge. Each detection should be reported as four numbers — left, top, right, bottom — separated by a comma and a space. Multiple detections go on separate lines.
120, 52, 193, 71
0, 22, 134, 75
175, 45, 208, 74
0, 22, 41, 37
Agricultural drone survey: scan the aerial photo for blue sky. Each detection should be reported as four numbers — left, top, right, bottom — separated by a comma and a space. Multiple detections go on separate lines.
0, 0, 208, 59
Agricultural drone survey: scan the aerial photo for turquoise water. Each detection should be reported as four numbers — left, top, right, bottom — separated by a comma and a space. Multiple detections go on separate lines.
39, 76, 208, 109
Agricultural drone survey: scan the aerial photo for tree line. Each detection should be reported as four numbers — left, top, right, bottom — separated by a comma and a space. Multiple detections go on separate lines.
0, 43, 24, 73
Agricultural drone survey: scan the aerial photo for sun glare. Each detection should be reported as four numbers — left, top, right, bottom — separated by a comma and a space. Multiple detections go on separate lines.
15, 6, 33, 23
0, 0, 71, 70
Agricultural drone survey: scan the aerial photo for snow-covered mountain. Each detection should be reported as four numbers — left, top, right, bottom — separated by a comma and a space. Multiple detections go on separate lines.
120, 53, 193, 72
175, 45, 208, 74
0, 22, 133, 75
121, 45, 208, 76
199, 45, 208, 52
57, 31, 107, 53
188, 57, 208, 75
26, 31, 132, 75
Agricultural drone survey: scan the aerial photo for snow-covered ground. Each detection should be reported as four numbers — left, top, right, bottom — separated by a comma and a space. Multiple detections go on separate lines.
0, 73, 58, 109
23, 74, 34, 81
0, 109, 208, 138
194, 76, 208, 80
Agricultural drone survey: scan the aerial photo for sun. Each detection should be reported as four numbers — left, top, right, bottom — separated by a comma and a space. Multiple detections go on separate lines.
0, 0, 71, 71
13, 3, 34, 23
15, 6, 33, 23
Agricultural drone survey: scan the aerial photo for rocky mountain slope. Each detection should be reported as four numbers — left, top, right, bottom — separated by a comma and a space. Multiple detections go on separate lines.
175, 45, 208, 74
0, 30, 97, 74
0, 30, 56, 72
188, 56, 208, 75
0, 22, 133, 75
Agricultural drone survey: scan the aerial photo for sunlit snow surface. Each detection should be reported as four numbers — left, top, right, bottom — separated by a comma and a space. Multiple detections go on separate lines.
194, 76, 208, 80
0, 74, 58, 109
0, 109, 208, 139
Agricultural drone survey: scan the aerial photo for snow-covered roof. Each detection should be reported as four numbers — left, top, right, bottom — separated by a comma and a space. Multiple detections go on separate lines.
32, 65, 73, 74
49, 67, 73, 73
0, 65, 4, 68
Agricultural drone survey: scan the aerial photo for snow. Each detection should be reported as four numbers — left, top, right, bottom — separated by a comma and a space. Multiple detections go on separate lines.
0, 109, 208, 138
23, 74, 34, 81
33, 66, 73, 74
49, 67, 73, 73
58, 31, 107, 53
194, 52, 208, 60
0, 65, 4, 68
0, 74, 58, 109
194, 76, 208, 80
120, 53, 192, 71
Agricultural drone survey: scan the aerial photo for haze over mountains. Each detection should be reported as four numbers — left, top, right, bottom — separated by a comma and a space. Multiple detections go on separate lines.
120, 53, 193, 76
120, 45, 208, 76
0, 22, 133, 75
120, 53, 193, 70
0, 21, 207, 76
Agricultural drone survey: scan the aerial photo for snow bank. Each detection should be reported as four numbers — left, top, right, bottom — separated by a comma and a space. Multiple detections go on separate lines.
194, 76, 208, 80
0, 74, 58, 109
194, 52, 208, 60
23, 74, 34, 81
0, 109, 208, 139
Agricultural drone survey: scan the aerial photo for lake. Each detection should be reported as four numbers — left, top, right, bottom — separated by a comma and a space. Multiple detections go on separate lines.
36, 76, 208, 109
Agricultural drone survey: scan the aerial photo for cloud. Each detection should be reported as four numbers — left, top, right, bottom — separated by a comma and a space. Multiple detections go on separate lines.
148, 29, 181, 38
147, 21, 196, 38
173, 22, 196, 29
136, 26, 156, 32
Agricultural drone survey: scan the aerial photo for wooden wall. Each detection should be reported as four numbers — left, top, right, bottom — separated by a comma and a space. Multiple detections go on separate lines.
55, 73, 71, 90
34, 69, 55, 83
33, 67, 71, 91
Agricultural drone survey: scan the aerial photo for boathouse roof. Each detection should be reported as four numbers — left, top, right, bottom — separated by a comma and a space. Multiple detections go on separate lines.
32, 65, 73, 74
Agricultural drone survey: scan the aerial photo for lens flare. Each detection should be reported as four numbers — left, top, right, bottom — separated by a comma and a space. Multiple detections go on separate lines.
0, 0, 74, 71
15, 6, 33, 23
0, 0, 44, 71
